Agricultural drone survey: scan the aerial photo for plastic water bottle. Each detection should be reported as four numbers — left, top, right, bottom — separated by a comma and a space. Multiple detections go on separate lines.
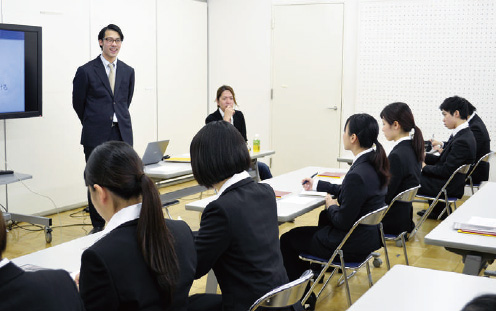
253, 134, 260, 153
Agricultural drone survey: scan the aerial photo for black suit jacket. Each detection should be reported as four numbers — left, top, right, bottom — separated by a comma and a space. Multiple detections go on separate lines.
382, 140, 420, 235
79, 219, 196, 311
205, 109, 247, 141
420, 127, 476, 198
316, 153, 386, 259
468, 114, 491, 184
0, 262, 84, 311
73, 56, 135, 147
195, 177, 288, 311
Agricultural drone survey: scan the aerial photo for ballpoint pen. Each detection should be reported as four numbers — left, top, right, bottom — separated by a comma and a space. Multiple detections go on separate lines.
302, 172, 318, 185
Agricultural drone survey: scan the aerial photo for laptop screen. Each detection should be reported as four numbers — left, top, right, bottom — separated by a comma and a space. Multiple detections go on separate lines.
142, 140, 169, 165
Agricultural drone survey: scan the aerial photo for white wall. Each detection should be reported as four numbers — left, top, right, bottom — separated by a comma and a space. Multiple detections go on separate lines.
0, 0, 207, 215
208, 0, 272, 151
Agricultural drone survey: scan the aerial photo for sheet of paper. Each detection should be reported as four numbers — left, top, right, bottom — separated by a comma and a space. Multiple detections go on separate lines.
280, 196, 316, 205
300, 190, 327, 197
468, 216, 496, 228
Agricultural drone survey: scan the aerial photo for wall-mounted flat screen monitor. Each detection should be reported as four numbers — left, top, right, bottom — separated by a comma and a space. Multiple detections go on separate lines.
0, 23, 42, 119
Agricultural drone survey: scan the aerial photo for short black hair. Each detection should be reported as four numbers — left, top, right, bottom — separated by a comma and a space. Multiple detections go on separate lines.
98, 24, 124, 50
0, 212, 6, 259
462, 294, 496, 311
466, 100, 477, 116
439, 96, 469, 120
190, 121, 251, 188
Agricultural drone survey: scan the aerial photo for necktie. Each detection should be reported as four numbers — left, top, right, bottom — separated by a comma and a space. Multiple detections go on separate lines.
109, 63, 115, 94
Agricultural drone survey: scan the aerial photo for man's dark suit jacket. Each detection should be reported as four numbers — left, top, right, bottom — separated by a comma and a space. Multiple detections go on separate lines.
79, 219, 196, 311
0, 262, 84, 311
382, 140, 421, 235
420, 127, 476, 199
73, 56, 135, 148
315, 153, 386, 261
468, 114, 491, 184
194, 177, 288, 311
205, 109, 247, 141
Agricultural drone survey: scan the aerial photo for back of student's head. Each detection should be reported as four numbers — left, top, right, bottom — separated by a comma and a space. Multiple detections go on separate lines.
380, 102, 425, 162
462, 294, 496, 311
466, 100, 477, 116
439, 96, 470, 120
0, 212, 6, 260
345, 113, 390, 187
190, 121, 251, 188
84, 141, 178, 302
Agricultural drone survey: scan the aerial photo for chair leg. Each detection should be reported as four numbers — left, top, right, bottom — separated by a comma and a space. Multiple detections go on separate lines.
380, 224, 391, 270
366, 261, 373, 287
400, 233, 409, 266
340, 258, 352, 307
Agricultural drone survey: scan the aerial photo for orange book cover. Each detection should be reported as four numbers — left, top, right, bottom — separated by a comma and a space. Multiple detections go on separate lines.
274, 190, 291, 198
317, 172, 346, 178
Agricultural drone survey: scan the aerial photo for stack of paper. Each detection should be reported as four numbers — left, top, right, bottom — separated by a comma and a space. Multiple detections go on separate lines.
453, 216, 496, 237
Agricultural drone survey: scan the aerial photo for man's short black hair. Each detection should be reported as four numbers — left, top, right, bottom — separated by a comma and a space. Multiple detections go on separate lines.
462, 294, 496, 311
190, 121, 251, 188
98, 24, 124, 50
439, 96, 469, 120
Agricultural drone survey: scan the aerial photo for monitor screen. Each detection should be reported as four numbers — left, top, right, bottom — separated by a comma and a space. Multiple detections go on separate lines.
0, 23, 42, 119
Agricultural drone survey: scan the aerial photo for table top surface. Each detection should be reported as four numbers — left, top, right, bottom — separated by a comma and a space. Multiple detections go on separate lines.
185, 166, 347, 222
348, 265, 496, 310
0, 172, 32, 185
425, 182, 496, 254
144, 150, 275, 179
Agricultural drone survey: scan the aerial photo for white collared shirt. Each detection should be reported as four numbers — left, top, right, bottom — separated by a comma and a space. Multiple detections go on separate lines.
467, 111, 476, 123
451, 121, 469, 138
0, 258, 10, 269
100, 54, 118, 122
218, 108, 234, 126
392, 136, 411, 149
352, 147, 374, 164
216, 171, 250, 197
99, 203, 141, 239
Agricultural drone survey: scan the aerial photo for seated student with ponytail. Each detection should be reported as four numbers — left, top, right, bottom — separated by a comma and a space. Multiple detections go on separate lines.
281, 113, 389, 283
380, 102, 424, 235
78, 141, 196, 311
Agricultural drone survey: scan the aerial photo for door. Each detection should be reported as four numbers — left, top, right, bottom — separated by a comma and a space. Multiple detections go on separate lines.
271, 3, 344, 175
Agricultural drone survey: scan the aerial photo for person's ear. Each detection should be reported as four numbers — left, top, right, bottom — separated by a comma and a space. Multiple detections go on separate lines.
453, 110, 460, 118
350, 133, 358, 144
92, 184, 107, 204
393, 120, 400, 129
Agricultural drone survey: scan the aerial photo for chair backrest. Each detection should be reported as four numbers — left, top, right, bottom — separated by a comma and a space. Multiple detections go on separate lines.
332, 206, 388, 258
248, 269, 314, 311
434, 163, 471, 201
465, 151, 495, 182
385, 185, 421, 215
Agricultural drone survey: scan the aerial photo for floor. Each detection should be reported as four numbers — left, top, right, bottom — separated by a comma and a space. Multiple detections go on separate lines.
4, 180, 494, 311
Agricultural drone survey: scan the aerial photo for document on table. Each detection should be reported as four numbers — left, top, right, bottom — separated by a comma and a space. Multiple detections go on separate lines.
453, 216, 496, 235
300, 190, 327, 197
280, 196, 316, 205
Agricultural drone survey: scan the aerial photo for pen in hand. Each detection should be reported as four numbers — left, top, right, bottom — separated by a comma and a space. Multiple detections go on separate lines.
302, 172, 318, 185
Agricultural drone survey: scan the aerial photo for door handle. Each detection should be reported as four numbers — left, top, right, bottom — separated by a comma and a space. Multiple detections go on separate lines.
327, 106, 338, 110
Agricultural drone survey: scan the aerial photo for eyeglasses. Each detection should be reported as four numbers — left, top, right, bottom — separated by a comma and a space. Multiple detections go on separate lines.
104, 37, 122, 44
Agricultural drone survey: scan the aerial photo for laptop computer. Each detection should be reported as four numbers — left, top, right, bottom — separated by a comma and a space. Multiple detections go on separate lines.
142, 140, 169, 165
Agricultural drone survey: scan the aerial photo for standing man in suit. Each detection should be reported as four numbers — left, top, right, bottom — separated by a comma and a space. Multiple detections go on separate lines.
417, 96, 476, 219
0, 213, 84, 311
73, 24, 135, 234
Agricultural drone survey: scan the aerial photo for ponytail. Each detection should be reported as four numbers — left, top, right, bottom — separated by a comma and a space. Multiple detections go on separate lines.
84, 141, 179, 303
372, 140, 390, 188
411, 125, 425, 163
137, 174, 179, 303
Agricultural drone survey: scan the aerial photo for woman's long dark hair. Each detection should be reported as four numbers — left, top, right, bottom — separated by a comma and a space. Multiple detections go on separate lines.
84, 141, 179, 303
345, 113, 390, 188
380, 102, 425, 163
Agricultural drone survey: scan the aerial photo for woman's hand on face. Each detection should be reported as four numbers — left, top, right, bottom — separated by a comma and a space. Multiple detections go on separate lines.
325, 194, 338, 209
223, 107, 235, 121
301, 178, 313, 191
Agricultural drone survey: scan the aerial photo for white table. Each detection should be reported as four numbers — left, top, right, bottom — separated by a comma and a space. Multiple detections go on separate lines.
144, 150, 275, 180
12, 232, 103, 277
185, 166, 347, 222
348, 265, 496, 310
425, 182, 496, 275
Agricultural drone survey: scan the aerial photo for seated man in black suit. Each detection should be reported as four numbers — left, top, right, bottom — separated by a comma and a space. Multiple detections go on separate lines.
431, 97, 491, 185
0, 213, 84, 311
417, 96, 476, 219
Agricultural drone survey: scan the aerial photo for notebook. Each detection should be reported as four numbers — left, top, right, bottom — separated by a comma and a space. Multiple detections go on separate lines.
142, 140, 169, 165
